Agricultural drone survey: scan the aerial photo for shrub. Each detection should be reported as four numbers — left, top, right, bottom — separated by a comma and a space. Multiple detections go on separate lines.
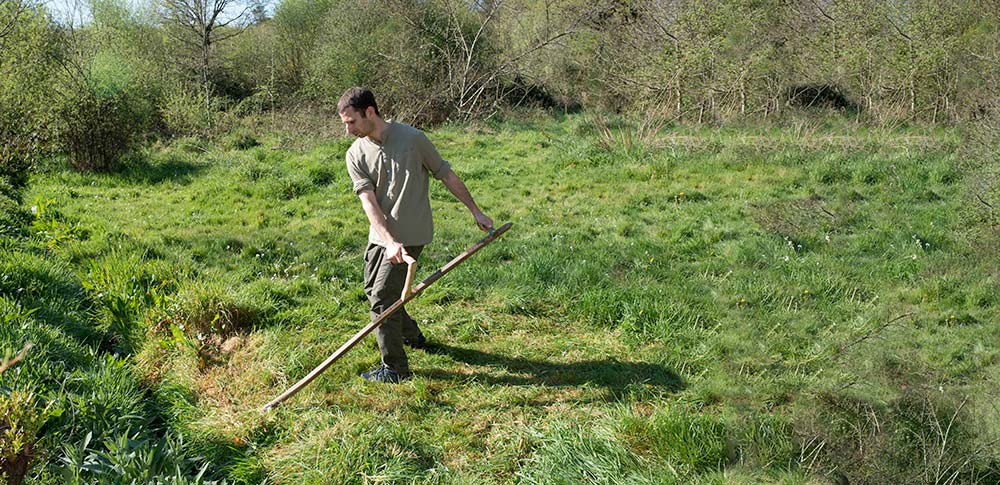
52, 51, 156, 172
161, 88, 214, 138
59, 430, 213, 484
0, 389, 52, 485
0, 113, 37, 201
223, 128, 260, 151
0, 3, 58, 235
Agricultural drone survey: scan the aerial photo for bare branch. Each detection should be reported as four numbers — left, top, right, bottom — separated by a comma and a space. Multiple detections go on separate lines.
883, 12, 912, 42
834, 313, 915, 360
0, 342, 33, 375
808, 0, 835, 23
976, 193, 995, 210
0, 0, 27, 42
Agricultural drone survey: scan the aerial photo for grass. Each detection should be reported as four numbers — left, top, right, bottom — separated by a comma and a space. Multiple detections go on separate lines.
2, 113, 999, 483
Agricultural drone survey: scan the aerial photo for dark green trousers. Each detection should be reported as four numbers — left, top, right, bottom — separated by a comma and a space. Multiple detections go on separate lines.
364, 243, 424, 374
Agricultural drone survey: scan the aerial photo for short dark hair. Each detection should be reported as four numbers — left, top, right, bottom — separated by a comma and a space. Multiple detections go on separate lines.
337, 87, 380, 117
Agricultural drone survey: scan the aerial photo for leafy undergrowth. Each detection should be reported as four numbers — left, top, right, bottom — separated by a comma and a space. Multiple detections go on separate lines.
3, 114, 999, 483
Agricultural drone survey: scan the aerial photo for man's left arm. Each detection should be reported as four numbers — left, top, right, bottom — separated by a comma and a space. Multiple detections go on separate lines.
440, 169, 493, 232
416, 131, 493, 232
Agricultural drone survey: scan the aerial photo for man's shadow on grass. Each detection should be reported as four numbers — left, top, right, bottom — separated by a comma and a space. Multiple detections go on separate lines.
424, 344, 685, 400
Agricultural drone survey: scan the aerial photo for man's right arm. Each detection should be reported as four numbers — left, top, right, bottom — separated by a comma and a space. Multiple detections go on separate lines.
358, 189, 414, 264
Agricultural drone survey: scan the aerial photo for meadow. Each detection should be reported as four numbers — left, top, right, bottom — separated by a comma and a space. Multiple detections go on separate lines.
2, 113, 999, 483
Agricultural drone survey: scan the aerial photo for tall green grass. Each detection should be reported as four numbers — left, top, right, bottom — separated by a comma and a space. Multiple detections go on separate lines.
3, 114, 998, 483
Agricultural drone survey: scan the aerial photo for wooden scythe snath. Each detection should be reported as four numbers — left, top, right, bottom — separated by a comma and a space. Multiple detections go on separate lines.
262, 222, 513, 411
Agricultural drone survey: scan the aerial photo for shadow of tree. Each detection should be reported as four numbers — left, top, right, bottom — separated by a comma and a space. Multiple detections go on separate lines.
424, 344, 684, 399
117, 156, 206, 185
1, 260, 99, 363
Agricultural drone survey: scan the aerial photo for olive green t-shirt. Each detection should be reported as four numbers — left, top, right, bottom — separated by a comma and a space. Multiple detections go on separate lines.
345, 121, 452, 247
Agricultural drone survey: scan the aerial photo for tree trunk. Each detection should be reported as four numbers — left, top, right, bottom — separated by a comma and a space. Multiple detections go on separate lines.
203, 32, 212, 129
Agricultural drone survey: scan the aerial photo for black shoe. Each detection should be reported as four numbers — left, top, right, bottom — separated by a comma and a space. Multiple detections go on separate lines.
403, 333, 427, 350
360, 365, 410, 383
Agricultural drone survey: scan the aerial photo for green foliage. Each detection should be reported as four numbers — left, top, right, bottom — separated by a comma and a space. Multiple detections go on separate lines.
0, 388, 54, 485
160, 88, 214, 138
222, 128, 260, 151
59, 430, 213, 484
220, 16, 282, 107
299, 0, 395, 101
293, 0, 508, 122
52, 51, 157, 172
82, 248, 172, 354
0, 3, 58, 239
56, 355, 149, 443
0, 232, 222, 482
521, 0, 987, 123
166, 281, 268, 336
0, 187, 31, 239
271, 0, 334, 91
29, 198, 86, 249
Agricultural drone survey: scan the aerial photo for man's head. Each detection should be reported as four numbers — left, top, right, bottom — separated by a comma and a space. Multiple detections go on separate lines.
338, 87, 381, 138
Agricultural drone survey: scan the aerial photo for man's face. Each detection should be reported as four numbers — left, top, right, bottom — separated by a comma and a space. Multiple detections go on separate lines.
339, 107, 374, 138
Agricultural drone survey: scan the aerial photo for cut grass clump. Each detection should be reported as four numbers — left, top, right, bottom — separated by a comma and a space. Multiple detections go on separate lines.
619, 407, 733, 476
154, 281, 276, 371
265, 415, 441, 483
518, 422, 669, 484
166, 282, 268, 334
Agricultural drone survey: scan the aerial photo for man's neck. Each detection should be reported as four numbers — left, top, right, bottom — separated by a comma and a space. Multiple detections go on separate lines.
368, 118, 391, 144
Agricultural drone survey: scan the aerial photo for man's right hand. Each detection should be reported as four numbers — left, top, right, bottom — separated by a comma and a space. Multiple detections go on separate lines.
386, 242, 416, 265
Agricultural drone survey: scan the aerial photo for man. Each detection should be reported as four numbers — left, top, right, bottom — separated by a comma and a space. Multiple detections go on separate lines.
339, 87, 493, 383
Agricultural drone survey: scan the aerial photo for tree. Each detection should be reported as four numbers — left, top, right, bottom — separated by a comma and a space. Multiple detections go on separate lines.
391, 0, 587, 120
1, 2, 56, 234
160, 0, 255, 124
272, 0, 332, 92
0, 0, 26, 45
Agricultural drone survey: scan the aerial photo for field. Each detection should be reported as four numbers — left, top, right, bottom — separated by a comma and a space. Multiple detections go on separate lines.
3, 114, 999, 483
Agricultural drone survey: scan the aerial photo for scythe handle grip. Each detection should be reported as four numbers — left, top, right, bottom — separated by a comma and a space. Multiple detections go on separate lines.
402, 261, 417, 300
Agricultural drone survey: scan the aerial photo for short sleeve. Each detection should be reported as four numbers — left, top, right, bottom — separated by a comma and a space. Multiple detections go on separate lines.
416, 132, 452, 180
346, 149, 374, 194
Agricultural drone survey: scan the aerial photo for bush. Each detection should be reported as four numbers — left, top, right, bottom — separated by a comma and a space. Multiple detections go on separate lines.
223, 128, 260, 151
301, 0, 481, 123
52, 51, 156, 172
161, 88, 214, 138
0, 388, 52, 485
59, 430, 213, 484
0, 3, 58, 235
0, 113, 37, 200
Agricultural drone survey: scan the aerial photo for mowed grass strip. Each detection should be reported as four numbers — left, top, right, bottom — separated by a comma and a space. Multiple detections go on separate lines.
15, 114, 999, 483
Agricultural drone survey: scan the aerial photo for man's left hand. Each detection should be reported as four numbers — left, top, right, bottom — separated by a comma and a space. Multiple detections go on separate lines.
474, 211, 493, 232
